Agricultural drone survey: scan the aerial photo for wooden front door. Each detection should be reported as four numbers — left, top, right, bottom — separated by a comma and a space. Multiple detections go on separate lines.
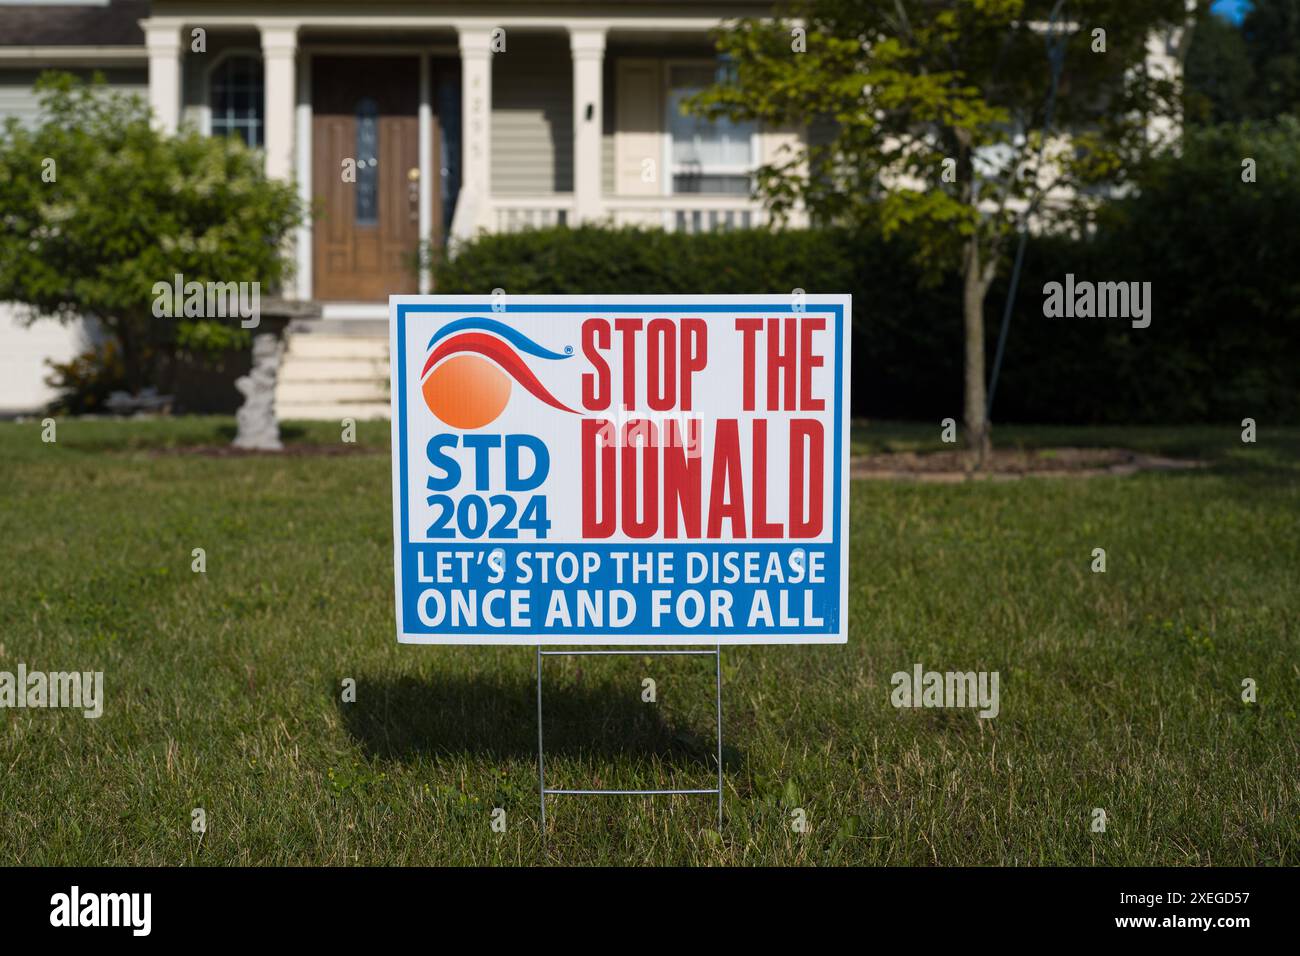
313, 57, 424, 301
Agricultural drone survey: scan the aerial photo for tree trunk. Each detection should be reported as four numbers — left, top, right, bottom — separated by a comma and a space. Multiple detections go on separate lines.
962, 237, 992, 469
114, 320, 145, 395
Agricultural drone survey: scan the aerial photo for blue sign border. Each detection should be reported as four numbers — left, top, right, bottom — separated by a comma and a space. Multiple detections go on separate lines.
394, 300, 845, 641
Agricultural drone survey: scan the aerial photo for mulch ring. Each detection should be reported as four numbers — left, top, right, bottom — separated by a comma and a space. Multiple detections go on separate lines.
850, 447, 1209, 482
145, 443, 385, 458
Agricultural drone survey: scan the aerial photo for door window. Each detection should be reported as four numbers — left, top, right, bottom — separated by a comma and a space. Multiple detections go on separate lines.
355, 97, 380, 225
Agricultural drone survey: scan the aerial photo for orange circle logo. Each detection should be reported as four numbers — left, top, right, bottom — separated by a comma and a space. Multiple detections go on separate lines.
422, 353, 512, 429
419, 320, 579, 429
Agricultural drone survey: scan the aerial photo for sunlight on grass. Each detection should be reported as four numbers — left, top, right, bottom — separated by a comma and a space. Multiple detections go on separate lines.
0, 418, 1296, 864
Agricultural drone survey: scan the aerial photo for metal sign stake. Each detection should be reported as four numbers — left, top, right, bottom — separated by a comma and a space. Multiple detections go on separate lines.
536, 646, 724, 843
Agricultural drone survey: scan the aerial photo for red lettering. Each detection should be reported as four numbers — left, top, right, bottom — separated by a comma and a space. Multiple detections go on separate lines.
663, 419, 701, 538
750, 420, 783, 538
621, 420, 658, 538
767, 318, 797, 411
581, 318, 610, 410
799, 317, 825, 411
707, 419, 746, 538
613, 318, 642, 410
582, 418, 616, 537
646, 319, 675, 411
680, 318, 706, 411
789, 419, 823, 537
735, 318, 762, 411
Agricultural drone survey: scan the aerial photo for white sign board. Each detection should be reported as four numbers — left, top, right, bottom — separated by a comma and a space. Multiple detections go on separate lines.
389, 294, 850, 644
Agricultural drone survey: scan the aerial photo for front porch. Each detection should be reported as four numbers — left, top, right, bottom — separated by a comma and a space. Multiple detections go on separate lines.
141, 3, 805, 310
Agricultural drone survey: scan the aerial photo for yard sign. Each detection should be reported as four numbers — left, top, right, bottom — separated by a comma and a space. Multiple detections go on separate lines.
389, 294, 850, 645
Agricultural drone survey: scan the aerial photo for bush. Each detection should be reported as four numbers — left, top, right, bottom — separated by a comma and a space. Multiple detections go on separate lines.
990, 118, 1300, 425
44, 340, 128, 415
436, 225, 963, 420
0, 72, 303, 395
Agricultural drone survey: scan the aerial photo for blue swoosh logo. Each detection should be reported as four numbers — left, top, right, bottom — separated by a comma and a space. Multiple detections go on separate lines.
427, 317, 574, 361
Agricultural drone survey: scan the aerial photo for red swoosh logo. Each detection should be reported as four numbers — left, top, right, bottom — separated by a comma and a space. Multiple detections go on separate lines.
421, 332, 577, 414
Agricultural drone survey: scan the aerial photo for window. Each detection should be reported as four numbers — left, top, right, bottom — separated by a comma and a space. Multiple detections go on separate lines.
666, 63, 755, 195
209, 54, 264, 148
355, 97, 379, 226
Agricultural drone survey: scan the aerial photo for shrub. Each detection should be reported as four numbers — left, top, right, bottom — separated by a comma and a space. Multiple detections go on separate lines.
0, 72, 303, 394
44, 339, 128, 415
990, 118, 1300, 425
436, 225, 963, 420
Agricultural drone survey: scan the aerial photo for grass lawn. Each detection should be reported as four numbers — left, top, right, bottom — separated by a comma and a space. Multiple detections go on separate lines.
0, 417, 1296, 865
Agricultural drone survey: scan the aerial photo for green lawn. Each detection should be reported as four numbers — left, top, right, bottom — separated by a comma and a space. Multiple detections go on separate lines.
0, 418, 1296, 865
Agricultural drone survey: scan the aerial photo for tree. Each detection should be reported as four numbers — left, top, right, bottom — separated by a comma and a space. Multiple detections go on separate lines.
691, 0, 1186, 464
1184, 5, 1254, 124
0, 72, 303, 393
1241, 0, 1300, 117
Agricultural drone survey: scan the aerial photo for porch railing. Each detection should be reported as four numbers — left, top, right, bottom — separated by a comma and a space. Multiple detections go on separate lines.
481, 194, 789, 236
602, 195, 771, 233
489, 196, 574, 233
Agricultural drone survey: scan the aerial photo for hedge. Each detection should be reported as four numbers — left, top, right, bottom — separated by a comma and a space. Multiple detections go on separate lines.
435, 124, 1300, 425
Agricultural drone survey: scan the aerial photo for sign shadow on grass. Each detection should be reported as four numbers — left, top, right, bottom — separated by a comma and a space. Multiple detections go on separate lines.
334, 673, 743, 777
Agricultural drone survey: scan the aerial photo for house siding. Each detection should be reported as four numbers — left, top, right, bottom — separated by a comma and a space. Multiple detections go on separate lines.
491, 34, 572, 195
0, 67, 147, 127
0, 305, 97, 416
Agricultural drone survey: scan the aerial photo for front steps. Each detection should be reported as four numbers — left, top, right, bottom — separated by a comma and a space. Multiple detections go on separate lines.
275, 321, 391, 421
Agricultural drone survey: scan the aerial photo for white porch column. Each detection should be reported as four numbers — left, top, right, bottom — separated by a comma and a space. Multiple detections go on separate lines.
457, 27, 495, 236
259, 24, 298, 182
142, 21, 182, 134
294, 51, 313, 300
569, 27, 606, 224
418, 53, 433, 292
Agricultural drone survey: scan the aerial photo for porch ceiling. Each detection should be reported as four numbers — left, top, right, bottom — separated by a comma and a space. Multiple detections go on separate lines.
149, 1, 777, 17
146, 3, 781, 38
160, 1, 767, 5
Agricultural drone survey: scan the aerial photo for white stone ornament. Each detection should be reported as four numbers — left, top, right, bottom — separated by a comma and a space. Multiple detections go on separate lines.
233, 333, 284, 451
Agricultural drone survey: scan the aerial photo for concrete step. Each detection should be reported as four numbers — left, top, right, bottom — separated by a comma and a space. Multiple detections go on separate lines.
288, 317, 388, 335
285, 335, 388, 360
277, 400, 391, 421
278, 358, 390, 382
277, 379, 388, 403
276, 328, 391, 421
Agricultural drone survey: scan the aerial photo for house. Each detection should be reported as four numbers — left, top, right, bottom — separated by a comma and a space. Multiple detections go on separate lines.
0, 0, 802, 418
0, 1, 1186, 419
